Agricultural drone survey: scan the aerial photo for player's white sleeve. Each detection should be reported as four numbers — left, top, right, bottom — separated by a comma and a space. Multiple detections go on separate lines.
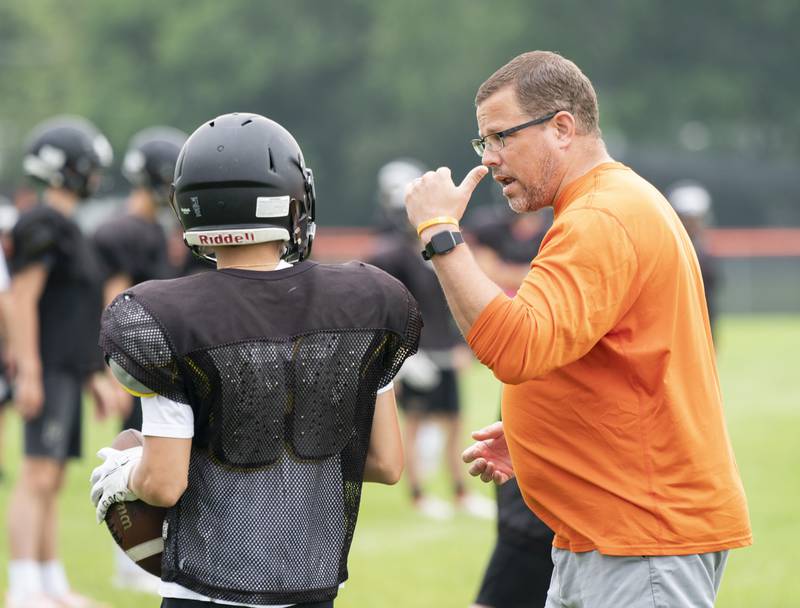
376, 381, 393, 395
140, 395, 195, 438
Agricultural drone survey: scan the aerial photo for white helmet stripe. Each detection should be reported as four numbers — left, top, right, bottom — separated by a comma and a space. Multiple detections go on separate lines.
184, 227, 290, 247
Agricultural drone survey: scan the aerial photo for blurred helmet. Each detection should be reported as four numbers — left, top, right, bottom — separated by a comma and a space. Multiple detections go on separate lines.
666, 181, 712, 218
23, 115, 113, 199
122, 126, 187, 203
171, 113, 316, 262
377, 158, 425, 212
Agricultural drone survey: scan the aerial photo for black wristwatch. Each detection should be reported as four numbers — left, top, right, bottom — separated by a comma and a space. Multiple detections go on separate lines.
421, 230, 464, 261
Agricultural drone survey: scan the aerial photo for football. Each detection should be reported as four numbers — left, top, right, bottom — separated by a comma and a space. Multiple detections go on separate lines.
104, 429, 167, 577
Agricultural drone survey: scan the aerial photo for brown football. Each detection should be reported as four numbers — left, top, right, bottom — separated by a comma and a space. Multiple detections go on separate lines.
104, 429, 167, 577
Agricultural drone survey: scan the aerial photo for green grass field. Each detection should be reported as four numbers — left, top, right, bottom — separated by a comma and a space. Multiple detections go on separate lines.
0, 315, 798, 607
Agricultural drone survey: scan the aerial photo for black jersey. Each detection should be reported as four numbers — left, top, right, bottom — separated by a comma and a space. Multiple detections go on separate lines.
11, 205, 104, 376
94, 214, 173, 285
468, 207, 549, 265
368, 234, 461, 353
99, 261, 420, 605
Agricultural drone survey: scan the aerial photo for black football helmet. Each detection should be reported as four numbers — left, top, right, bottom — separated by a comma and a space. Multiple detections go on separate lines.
23, 115, 113, 199
171, 112, 316, 262
377, 158, 425, 236
122, 126, 188, 204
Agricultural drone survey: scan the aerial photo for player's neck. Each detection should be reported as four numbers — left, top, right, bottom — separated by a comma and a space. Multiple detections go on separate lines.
128, 189, 158, 221
214, 242, 286, 271
44, 188, 79, 217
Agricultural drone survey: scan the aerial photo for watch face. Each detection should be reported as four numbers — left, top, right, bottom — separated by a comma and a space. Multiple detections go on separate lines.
431, 230, 457, 252
422, 231, 463, 260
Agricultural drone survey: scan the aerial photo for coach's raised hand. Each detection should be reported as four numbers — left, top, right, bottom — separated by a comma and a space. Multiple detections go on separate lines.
404, 165, 488, 236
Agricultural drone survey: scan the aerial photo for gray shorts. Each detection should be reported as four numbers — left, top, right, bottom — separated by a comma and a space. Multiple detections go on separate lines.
24, 370, 84, 461
545, 547, 728, 608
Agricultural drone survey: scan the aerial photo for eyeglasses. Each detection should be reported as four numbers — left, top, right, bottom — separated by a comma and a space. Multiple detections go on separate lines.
471, 111, 560, 157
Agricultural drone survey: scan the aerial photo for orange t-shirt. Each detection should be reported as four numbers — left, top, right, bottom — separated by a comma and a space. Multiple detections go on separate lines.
467, 162, 752, 556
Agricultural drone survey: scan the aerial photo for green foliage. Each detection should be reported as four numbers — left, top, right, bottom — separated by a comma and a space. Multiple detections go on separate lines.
0, 315, 798, 606
0, 1, 798, 223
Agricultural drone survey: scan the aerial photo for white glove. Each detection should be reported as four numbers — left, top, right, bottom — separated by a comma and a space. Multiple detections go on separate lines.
90, 446, 142, 524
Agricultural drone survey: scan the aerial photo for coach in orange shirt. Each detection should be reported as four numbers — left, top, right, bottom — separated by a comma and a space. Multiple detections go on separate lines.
404, 51, 751, 608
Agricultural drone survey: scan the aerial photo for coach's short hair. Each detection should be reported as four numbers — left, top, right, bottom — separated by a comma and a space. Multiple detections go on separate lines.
476, 51, 601, 137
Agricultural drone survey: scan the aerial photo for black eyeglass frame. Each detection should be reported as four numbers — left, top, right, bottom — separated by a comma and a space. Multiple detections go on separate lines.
471, 111, 561, 157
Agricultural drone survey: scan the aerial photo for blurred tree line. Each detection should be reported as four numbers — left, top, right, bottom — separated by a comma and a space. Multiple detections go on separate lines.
0, 0, 798, 226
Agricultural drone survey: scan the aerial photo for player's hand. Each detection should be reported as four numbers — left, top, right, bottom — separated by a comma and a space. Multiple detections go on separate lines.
90, 446, 142, 523
404, 165, 488, 231
14, 369, 44, 420
462, 421, 515, 485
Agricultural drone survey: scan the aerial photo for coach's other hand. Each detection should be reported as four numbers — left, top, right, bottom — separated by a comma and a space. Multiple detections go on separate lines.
404, 165, 488, 230
462, 421, 514, 485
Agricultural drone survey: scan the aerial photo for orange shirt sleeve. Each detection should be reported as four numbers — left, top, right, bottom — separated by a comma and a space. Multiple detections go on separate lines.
467, 208, 639, 384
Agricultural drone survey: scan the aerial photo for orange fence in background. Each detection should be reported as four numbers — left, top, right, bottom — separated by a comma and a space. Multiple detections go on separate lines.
707, 229, 800, 257
312, 227, 800, 262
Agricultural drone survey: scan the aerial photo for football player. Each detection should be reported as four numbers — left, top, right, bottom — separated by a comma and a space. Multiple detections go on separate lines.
666, 181, 720, 341
93, 126, 187, 594
95, 126, 188, 431
6, 116, 116, 608
90, 113, 420, 608
369, 159, 495, 521
465, 203, 555, 608
0, 200, 17, 484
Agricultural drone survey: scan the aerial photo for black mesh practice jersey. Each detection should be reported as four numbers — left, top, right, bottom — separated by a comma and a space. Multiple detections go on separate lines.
99, 261, 421, 605
11, 204, 105, 376
368, 234, 461, 351
94, 214, 174, 285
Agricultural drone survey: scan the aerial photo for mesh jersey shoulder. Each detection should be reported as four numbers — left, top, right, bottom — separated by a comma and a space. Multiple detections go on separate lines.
99, 289, 188, 404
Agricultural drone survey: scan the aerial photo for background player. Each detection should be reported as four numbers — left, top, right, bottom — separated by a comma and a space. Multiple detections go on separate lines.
90, 113, 420, 607
466, 203, 555, 607
369, 159, 494, 520
94, 125, 188, 431
666, 180, 720, 340
6, 116, 117, 608
0, 199, 17, 483
93, 125, 187, 594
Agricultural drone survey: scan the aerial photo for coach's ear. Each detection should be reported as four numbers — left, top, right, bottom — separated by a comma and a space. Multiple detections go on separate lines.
551, 111, 576, 148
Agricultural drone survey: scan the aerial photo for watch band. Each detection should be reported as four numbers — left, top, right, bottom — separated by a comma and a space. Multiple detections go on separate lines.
421, 230, 464, 261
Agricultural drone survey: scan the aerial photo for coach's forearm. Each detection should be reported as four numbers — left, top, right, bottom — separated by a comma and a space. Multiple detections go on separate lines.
421, 227, 503, 336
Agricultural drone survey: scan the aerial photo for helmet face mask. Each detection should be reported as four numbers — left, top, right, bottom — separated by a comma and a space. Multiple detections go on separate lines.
171, 113, 316, 262
23, 115, 113, 200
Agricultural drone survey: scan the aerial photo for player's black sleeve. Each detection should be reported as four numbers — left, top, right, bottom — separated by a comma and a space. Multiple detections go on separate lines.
10, 211, 60, 273
99, 292, 189, 404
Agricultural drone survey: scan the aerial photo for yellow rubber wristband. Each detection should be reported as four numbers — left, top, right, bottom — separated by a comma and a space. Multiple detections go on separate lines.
416, 216, 459, 236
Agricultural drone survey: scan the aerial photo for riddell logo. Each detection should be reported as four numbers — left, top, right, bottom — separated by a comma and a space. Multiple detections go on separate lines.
197, 233, 256, 245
